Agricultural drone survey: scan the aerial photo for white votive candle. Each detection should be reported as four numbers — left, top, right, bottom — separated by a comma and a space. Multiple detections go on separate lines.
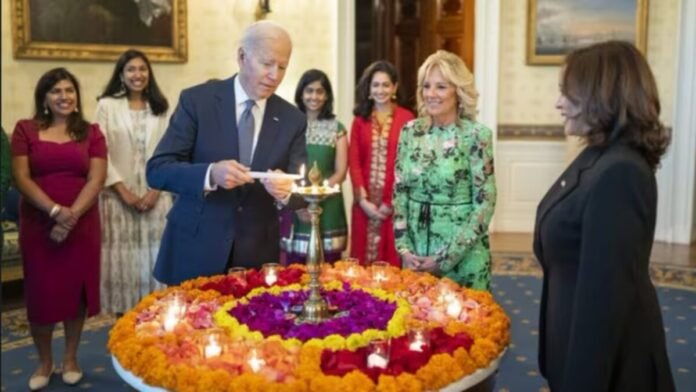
345, 266, 357, 278
367, 352, 389, 369
248, 350, 266, 373
446, 299, 463, 319
204, 335, 221, 358
374, 271, 388, 282
265, 270, 278, 286
163, 309, 178, 332
409, 341, 424, 352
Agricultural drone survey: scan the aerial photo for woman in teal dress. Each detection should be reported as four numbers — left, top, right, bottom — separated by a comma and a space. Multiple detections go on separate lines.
280, 69, 348, 263
393, 50, 496, 289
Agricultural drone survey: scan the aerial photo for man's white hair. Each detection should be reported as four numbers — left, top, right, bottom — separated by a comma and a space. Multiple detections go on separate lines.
240, 20, 292, 53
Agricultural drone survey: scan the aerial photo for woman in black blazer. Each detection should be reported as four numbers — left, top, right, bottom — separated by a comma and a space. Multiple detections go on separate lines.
534, 41, 675, 392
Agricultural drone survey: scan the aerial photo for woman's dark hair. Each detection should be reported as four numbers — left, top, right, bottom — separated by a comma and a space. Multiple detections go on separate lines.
562, 40, 670, 170
353, 60, 404, 120
99, 49, 169, 115
33, 67, 89, 141
294, 69, 335, 120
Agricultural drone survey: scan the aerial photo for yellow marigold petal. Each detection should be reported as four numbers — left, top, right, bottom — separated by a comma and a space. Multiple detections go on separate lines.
346, 333, 368, 351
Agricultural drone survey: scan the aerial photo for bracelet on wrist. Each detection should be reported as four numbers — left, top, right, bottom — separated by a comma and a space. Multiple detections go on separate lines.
49, 204, 61, 218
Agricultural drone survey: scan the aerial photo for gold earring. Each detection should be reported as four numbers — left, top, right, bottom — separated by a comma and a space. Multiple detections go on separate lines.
391, 94, 397, 100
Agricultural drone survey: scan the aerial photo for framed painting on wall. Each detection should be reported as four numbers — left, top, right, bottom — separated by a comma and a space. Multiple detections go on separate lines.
10, 0, 187, 62
527, 0, 648, 65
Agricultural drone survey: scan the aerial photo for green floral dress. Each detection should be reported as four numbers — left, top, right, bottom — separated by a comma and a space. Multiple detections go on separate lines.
393, 117, 496, 289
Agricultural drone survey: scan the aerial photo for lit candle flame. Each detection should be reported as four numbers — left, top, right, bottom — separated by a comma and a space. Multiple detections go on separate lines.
248, 349, 266, 373
345, 266, 357, 278
446, 298, 462, 318
265, 269, 278, 286
409, 333, 426, 352
367, 352, 389, 369
204, 335, 222, 358
299, 164, 307, 187
163, 296, 185, 332
438, 288, 456, 304
374, 271, 388, 282
163, 307, 179, 332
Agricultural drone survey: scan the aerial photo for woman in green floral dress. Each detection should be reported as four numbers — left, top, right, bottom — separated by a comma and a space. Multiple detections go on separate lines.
393, 50, 497, 290
280, 69, 348, 263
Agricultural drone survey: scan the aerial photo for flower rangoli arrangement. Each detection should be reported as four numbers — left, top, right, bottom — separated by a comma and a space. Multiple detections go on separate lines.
108, 262, 510, 391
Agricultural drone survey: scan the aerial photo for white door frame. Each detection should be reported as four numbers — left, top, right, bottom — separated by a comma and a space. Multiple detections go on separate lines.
655, 0, 696, 244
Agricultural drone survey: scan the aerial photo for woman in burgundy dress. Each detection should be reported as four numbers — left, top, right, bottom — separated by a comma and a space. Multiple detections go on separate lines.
11, 68, 107, 390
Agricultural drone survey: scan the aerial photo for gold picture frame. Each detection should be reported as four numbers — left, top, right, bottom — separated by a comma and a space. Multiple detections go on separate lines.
10, 0, 187, 63
527, 0, 648, 65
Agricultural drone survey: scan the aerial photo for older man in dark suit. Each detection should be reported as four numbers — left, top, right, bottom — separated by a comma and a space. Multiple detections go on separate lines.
147, 21, 306, 285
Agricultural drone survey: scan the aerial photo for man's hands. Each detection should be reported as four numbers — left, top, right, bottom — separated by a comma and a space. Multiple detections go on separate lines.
209, 162, 295, 203
211, 160, 253, 189
261, 169, 293, 202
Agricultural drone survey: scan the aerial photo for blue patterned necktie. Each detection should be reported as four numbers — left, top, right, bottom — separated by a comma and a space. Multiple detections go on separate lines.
238, 99, 255, 166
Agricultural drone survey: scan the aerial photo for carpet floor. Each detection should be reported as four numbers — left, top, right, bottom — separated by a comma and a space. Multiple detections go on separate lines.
2, 256, 694, 391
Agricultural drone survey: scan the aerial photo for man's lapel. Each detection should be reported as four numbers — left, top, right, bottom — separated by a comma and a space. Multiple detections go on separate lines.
251, 95, 281, 170
215, 76, 239, 161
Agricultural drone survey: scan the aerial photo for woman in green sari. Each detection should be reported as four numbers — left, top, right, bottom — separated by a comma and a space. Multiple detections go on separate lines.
393, 51, 497, 290
280, 69, 348, 263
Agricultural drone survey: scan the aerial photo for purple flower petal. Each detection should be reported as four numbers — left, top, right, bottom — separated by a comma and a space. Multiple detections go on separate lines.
228, 288, 397, 341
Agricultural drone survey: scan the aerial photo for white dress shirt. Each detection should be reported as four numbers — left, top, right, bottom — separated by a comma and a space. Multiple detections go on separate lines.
204, 77, 268, 191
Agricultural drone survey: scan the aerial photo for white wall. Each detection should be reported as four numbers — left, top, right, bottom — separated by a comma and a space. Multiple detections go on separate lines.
1, 0, 340, 132
494, 140, 566, 232
494, 0, 683, 233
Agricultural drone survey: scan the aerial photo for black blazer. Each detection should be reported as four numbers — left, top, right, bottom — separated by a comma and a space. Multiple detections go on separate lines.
147, 76, 307, 284
533, 142, 675, 392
